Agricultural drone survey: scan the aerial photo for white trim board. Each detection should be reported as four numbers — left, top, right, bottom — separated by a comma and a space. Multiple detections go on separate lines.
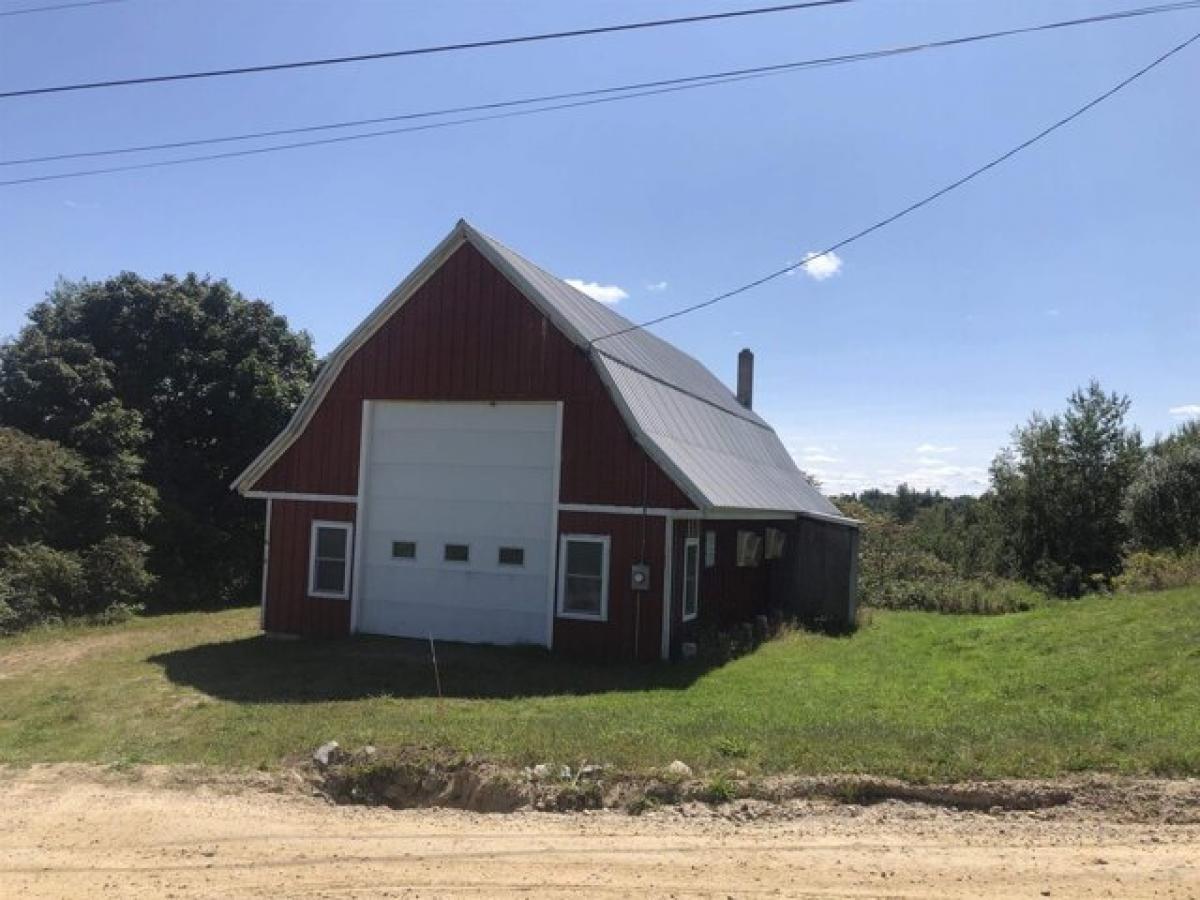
244, 491, 358, 504
349, 400, 373, 634
546, 401, 564, 649
259, 498, 272, 630
557, 503, 688, 517
660, 515, 674, 661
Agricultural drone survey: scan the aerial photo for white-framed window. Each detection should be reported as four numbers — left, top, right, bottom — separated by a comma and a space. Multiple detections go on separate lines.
704, 530, 717, 568
683, 536, 700, 621
557, 534, 610, 621
308, 520, 352, 599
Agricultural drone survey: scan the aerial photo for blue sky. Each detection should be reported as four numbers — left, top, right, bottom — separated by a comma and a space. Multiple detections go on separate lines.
2, 0, 1197, 495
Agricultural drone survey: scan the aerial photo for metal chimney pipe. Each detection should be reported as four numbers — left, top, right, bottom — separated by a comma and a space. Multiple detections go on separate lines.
736, 348, 754, 409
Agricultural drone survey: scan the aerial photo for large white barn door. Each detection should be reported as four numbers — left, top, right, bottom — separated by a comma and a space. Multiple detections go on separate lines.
355, 401, 559, 646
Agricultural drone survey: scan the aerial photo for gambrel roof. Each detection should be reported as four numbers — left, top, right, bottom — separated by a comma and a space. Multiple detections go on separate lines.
233, 220, 851, 523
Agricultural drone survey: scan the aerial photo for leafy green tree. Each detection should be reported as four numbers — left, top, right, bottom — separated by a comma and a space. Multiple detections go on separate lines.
0, 427, 86, 547
990, 381, 1143, 594
1125, 419, 1200, 551
0, 274, 316, 605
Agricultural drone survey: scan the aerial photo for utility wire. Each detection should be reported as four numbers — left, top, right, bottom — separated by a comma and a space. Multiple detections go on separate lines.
0, 0, 853, 100
5, 2, 1198, 169
588, 29, 1200, 346
0, 0, 122, 17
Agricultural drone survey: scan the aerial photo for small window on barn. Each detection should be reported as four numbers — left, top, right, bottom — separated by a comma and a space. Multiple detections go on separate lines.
392, 540, 416, 560
309, 521, 351, 599
444, 543, 470, 563
765, 528, 786, 560
704, 530, 717, 568
683, 537, 700, 621
557, 534, 609, 621
736, 530, 763, 568
498, 546, 525, 567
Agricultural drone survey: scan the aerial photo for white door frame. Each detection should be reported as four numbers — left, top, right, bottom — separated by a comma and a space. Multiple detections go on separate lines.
348, 399, 562, 648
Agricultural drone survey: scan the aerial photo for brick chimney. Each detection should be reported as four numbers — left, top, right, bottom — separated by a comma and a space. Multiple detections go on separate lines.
736, 348, 754, 410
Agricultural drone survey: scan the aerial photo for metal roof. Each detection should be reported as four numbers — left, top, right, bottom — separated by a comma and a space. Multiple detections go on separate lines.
467, 223, 849, 522
233, 220, 853, 524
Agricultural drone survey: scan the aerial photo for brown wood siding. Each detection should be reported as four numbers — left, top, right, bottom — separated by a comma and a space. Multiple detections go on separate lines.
554, 511, 665, 662
250, 243, 692, 510
263, 500, 354, 637
672, 519, 794, 650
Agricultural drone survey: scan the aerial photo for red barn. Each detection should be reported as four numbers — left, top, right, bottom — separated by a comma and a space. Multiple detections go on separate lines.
233, 221, 858, 661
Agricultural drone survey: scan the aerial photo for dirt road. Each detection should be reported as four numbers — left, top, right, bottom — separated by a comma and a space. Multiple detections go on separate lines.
1, 766, 1198, 899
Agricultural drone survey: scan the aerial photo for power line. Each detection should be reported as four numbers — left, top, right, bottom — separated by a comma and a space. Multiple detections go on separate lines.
0, 0, 853, 100
0, 0, 122, 17
588, 29, 1200, 346
5, 2, 1198, 169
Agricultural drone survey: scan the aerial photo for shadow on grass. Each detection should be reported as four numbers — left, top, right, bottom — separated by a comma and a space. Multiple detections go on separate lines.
149, 634, 719, 702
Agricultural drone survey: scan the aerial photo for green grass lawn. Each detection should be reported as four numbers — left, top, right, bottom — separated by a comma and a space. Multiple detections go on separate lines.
1, 587, 1198, 780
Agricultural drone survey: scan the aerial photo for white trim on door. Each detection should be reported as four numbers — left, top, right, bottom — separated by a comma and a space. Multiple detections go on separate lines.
348, 400, 373, 632
660, 515, 674, 660
682, 535, 700, 622
546, 401, 563, 649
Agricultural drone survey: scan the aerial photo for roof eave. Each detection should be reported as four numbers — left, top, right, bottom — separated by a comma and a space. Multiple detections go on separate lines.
230, 221, 473, 494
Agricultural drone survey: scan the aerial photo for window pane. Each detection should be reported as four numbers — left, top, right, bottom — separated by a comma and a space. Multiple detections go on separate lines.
392, 541, 416, 559
316, 526, 347, 559
563, 574, 602, 614
565, 539, 603, 577
684, 543, 699, 616
314, 559, 346, 593
444, 544, 470, 563
498, 546, 524, 566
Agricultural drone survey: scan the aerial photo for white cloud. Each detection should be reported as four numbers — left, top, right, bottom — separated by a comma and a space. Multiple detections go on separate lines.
1169, 404, 1200, 418
801, 452, 840, 464
915, 443, 958, 455
799, 250, 843, 281
565, 279, 628, 305
644, 280, 668, 293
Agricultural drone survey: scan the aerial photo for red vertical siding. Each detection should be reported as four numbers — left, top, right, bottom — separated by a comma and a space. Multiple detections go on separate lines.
554, 511, 665, 662
263, 500, 355, 637
672, 519, 794, 651
250, 243, 691, 510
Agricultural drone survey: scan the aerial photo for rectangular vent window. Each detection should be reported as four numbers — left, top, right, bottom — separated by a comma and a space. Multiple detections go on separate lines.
444, 544, 470, 563
392, 541, 416, 560
498, 546, 525, 566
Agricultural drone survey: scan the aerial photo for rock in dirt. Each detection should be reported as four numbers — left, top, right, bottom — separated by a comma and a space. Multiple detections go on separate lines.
666, 760, 693, 778
313, 741, 343, 769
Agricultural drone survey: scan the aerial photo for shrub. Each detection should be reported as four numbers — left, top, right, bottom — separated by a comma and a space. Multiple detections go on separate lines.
863, 574, 1046, 615
702, 773, 737, 804
1114, 549, 1200, 593
82, 535, 154, 610
0, 543, 86, 632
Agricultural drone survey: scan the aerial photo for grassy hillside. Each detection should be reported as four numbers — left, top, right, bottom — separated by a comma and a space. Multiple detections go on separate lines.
1, 588, 1197, 779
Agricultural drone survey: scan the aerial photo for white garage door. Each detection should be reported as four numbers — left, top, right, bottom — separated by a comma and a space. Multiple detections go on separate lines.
355, 401, 559, 646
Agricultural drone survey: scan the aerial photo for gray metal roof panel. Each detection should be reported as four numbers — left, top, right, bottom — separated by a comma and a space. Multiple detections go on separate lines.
597, 348, 844, 518
468, 226, 768, 426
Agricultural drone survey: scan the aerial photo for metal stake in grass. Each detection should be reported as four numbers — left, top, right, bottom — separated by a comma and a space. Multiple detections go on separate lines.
428, 632, 443, 704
